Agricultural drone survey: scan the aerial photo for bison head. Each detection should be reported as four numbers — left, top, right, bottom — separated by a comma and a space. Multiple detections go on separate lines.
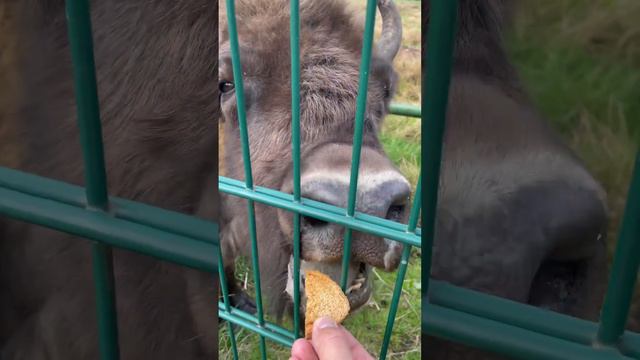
219, 0, 407, 314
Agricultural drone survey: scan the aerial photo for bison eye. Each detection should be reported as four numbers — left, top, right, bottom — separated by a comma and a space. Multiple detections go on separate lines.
219, 81, 235, 94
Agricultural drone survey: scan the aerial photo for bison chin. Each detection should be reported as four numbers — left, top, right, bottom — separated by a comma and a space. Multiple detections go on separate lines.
285, 257, 373, 314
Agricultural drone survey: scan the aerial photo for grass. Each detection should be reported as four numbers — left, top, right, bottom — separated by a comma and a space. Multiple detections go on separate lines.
508, 0, 640, 329
219, 1, 422, 358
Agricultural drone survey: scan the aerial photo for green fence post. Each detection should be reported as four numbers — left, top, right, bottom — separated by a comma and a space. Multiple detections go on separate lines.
340, 0, 378, 292
225, 0, 268, 357
65, 0, 119, 359
290, 0, 302, 340
380, 176, 422, 359
422, 1, 458, 356
218, 246, 240, 360
597, 152, 640, 345
421, 0, 458, 309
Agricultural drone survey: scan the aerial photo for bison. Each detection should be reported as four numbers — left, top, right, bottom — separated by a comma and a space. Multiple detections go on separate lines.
1, 0, 219, 359
218, 0, 411, 321
423, 0, 609, 358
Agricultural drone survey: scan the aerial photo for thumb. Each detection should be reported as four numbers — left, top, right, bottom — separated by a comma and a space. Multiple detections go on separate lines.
311, 317, 353, 360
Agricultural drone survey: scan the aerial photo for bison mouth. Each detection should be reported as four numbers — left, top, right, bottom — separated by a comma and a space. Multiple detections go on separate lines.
285, 256, 372, 315
527, 258, 592, 315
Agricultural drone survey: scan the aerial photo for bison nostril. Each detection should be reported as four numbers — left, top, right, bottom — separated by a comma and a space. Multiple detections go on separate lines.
385, 204, 406, 221
302, 215, 329, 228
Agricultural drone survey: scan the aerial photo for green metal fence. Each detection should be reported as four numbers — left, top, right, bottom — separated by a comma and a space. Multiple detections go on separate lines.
0, 0, 218, 359
217, 0, 422, 358
219, 0, 640, 358
3, 0, 640, 359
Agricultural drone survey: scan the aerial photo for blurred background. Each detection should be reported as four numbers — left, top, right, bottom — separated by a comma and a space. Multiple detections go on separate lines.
509, 0, 639, 332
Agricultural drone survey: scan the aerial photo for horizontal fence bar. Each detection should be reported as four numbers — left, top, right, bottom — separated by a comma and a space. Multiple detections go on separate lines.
621, 333, 640, 359
389, 103, 421, 118
0, 172, 217, 273
218, 303, 296, 341
219, 176, 420, 247
223, 175, 421, 235
425, 303, 633, 360
428, 280, 640, 358
0, 166, 218, 244
429, 281, 595, 345
219, 309, 295, 348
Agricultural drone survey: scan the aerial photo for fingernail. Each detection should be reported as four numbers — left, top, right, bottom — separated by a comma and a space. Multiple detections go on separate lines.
314, 316, 337, 331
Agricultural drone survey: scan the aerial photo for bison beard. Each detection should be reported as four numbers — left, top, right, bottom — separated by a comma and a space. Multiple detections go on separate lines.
0, 0, 219, 359
423, 1, 609, 359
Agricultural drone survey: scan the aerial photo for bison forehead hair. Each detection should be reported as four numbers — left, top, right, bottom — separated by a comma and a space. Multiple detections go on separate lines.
219, 0, 396, 143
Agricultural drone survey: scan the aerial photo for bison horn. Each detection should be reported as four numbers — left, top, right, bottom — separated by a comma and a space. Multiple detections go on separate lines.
376, 0, 402, 62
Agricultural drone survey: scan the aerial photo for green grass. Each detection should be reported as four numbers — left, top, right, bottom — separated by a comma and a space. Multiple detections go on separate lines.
219, 1, 422, 358
508, 0, 640, 330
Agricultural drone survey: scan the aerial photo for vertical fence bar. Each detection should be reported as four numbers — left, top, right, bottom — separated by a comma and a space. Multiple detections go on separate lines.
65, 1, 119, 359
597, 152, 640, 345
380, 176, 422, 359
247, 205, 267, 359
66, 0, 108, 208
422, 0, 458, 345
218, 246, 240, 360
290, 0, 302, 339
340, 0, 378, 291
91, 244, 120, 360
225, 0, 267, 357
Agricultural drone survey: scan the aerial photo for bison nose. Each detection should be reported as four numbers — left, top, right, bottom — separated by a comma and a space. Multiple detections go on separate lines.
301, 176, 411, 227
298, 173, 411, 270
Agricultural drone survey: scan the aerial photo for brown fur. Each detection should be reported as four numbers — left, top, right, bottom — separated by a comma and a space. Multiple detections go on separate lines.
0, 0, 23, 168
1, 0, 219, 358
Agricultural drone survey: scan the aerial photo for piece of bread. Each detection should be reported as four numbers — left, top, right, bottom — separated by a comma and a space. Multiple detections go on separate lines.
304, 270, 351, 339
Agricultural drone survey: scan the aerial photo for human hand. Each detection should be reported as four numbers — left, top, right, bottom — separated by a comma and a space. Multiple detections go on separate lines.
289, 317, 374, 360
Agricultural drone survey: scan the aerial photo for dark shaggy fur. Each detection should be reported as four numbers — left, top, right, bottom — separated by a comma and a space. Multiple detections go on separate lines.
423, 1, 609, 359
0, 0, 219, 358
